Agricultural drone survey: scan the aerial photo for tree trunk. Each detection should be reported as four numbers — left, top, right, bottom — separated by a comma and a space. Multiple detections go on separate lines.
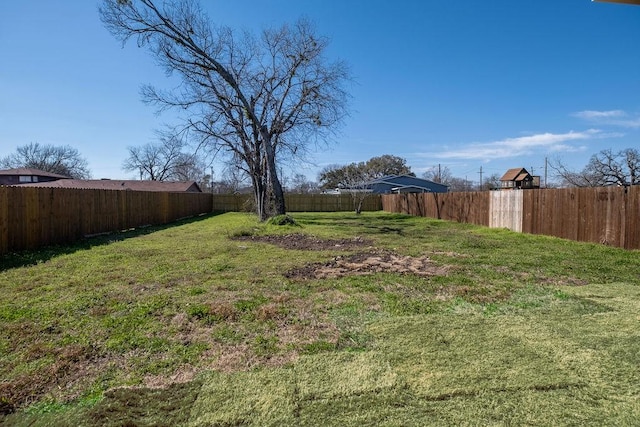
262, 130, 286, 216
252, 176, 269, 221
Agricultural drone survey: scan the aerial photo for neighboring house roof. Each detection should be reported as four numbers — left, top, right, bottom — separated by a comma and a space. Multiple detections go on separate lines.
500, 168, 530, 182
366, 175, 449, 194
19, 179, 203, 193
0, 168, 71, 179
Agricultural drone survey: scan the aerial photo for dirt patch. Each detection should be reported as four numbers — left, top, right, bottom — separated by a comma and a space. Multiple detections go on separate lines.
285, 250, 451, 280
234, 234, 451, 279
232, 233, 372, 251
0, 342, 107, 411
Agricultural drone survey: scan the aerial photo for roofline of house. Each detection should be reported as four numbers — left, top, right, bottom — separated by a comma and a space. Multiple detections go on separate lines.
369, 174, 449, 189
0, 168, 71, 179
15, 179, 203, 192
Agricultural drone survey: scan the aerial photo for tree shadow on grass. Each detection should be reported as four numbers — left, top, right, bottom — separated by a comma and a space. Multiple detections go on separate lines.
295, 212, 415, 234
0, 212, 224, 272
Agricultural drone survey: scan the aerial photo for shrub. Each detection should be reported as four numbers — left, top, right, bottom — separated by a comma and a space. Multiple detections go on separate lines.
267, 215, 299, 226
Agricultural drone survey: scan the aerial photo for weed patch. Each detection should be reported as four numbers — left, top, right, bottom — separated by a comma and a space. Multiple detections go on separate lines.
267, 214, 300, 226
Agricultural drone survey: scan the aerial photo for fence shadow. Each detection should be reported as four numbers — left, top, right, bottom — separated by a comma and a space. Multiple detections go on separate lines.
0, 212, 222, 272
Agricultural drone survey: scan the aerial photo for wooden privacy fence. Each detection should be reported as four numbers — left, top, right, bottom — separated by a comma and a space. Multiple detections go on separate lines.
522, 187, 640, 249
382, 186, 640, 250
381, 191, 490, 227
1, 189, 382, 255
0, 186, 213, 255
212, 193, 382, 213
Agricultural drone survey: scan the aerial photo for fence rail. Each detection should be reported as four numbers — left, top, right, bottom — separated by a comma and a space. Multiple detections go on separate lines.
0, 186, 213, 255
382, 186, 640, 250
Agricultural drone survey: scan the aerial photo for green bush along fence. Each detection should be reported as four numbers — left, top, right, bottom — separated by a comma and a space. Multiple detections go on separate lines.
0, 186, 213, 255
382, 186, 640, 250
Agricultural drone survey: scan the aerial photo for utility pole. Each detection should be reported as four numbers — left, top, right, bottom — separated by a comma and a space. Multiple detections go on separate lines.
478, 166, 483, 191
438, 163, 441, 183
544, 157, 548, 188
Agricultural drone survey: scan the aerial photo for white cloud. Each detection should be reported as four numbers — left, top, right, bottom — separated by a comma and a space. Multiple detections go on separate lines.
425, 129, 608, 161
572, 110, 626, 120
573, 110, 640, 128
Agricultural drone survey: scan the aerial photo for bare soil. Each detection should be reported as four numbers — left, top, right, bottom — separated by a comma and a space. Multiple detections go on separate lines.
285, 249, 451, 280
235, 234, 452, 280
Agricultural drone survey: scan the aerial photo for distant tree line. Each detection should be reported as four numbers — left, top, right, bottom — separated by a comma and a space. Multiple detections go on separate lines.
0, 142, 91, 179
421, 165, 501, 192
122, 131, 207, 182
551, 148, 640, 187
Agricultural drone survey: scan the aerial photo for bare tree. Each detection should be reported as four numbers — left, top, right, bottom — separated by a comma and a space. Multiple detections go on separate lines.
0, 142, 91, 179
171, 153, 206, 181
288, 173, 318, 194
584, 148, 640, 187
548, 157, 596, 187
422, 166, 482, 192
214, 164, 250, 194
318, 162, 379, 214
422, 165, 453, 184
318, 163, 359, 191
319, 155, 413, 190
122, 133, 202, 181
550, 148, 640, 187
481, 173, 501, 191
340, 166, 375, 214
100, 0, 350, 220
446, 177, 476, 192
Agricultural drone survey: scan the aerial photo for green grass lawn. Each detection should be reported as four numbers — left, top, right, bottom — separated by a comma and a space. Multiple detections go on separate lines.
1, 211, 639, 426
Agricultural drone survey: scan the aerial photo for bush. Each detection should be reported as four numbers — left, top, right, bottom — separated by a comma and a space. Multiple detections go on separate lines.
267, 214, 299, 226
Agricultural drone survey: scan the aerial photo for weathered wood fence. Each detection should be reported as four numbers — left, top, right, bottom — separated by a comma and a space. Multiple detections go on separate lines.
1, 190, 383, 255
0, 186, 213, 255
9, 185, 635, 253
382, 186, 640, 250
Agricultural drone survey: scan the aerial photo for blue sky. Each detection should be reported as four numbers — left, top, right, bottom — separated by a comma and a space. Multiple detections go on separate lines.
1, 1, 639, 185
